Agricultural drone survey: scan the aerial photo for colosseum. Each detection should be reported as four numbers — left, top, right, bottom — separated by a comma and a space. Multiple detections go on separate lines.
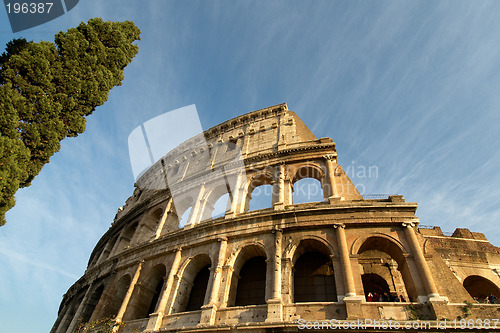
52, 104, 500, 332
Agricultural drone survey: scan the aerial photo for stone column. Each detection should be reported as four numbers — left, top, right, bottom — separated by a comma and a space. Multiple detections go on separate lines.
226, 170, 245, 218
402, 222, 442, 301
154, 198, 173, 239
113, 260, 144, 332
325, 154, 341, 203
146, 248, 182, 331
66, 286, 93, 333
201, 238, 228, 325
266, 228, 283, 322
334, 224, 356, 297
273, 164, 285, 210
334, 224, 364, 319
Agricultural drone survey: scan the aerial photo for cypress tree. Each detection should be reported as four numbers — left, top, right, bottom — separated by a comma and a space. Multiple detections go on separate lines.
0, 18, 140, 225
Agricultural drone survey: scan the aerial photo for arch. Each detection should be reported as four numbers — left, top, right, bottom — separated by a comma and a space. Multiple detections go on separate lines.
185, 265, 210, 311
137, 207, 163, 242
351, 233, 408, 257
113, 222, 139, 254
292, 178, 325, 204
99, 274, 131, 319
291, 238, 337, 303
200, 183, 231, 221
361, 273, 391, 300
235, 256, 267, 306
172, 254, 212, 313
126, 264, 167, 320
288, 236, 336, 264
97, 234, 119, 263
211, 193, 230, 219
225, 242, 269, 269
356, 236, 416, 302
80, 284, 105, 324
291, 163, 325, 184
227, 244, 268, 307
56, 292, 85, 333
243, 170, 275, 212
294, 252, 337, 302
178, 207, 192, 228
463, 275, 500, 303
291, 164, 326, 203
174, 195, 195, 228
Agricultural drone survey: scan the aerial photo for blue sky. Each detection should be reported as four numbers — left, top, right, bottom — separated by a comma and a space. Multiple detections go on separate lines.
1, 1, 500, 332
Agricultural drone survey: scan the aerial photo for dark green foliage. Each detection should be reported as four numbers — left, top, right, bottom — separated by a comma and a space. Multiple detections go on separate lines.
0, 18, 140, 225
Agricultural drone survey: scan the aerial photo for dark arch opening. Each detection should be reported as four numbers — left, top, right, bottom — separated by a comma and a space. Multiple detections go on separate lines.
463, 275, 500, 303
294, 251, 336, 302
80, 285, 104, 323
185, 265, 210, 311
100, 275, 131, 319
362, 273, 391, 300
357, 236, 416, 302
147, 279, 164, 315
235, 256, 267, 306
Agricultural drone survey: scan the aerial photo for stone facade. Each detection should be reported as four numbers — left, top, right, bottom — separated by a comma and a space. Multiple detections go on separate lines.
52, 104, 500, 332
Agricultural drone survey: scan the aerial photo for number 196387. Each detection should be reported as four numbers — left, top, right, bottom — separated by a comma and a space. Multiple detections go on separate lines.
6, 2, 53, 14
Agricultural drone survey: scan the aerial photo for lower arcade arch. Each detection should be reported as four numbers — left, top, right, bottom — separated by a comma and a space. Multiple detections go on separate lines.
80, 284, 104, 324
125, 264, 168, 320
292, 239, 337, 302
98, 274, 131, 319
56, 292, 85, 333
185, 265, 210, 311
228, 244, 268, 307
171, 254, 212, 313
235, 256, 267, 306
463, 275, 500, 303
357, 236, 416, 302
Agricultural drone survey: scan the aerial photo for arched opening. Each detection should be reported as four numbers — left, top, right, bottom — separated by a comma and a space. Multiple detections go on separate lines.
294, 252, 336, 302
126, 264, 167, 320
99, 275, 131, 319
248, 185, 273, 211
293, 178, 324, 204
186, 265, 211, 311
114, 222, 138, 254
292, 239, 337, 303
211, 193, 230, 219
357, 237, 416, 302
174, 196, 195, 229
235, 256, 267, 306
245, 172, 274, 212
292, 166, 326, 204
178, 207, 192, 228
199, 183, 232, 221
57, 293, 85, 333
80, 285, 105, 324
228, 244, 268, 307
463, 275, 500, 303
172, 254, 211, 314
136, 208, 163, 243
97, 234, 119, 263
362, 273, 391, 301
